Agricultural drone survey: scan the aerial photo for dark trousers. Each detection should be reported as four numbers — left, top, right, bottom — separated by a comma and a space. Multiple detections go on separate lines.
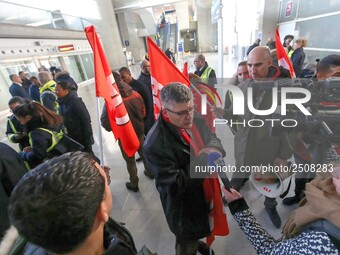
175, 239, 199, 255
118, 136, 150, 187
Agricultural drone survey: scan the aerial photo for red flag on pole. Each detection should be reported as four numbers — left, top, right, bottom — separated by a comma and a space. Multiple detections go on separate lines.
147, 37, 190, 119
203, 177, 229, 246
85, 25, 139, 157
182, 62, 189, 78
275, 28, 295, 78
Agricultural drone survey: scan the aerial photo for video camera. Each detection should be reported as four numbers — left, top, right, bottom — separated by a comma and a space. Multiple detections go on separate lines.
260, 78, 340, 163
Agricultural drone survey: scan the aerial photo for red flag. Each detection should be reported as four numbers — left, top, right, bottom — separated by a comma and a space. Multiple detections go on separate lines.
182, 62, 189, 78
85, 25, 139, 157
203, 177, 229, 246
147, 37, 190, 119
275, 28, 295, 78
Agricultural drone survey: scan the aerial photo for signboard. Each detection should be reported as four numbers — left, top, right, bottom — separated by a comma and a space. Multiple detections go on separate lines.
57, 44, 75, 52
285, 1, 293, 17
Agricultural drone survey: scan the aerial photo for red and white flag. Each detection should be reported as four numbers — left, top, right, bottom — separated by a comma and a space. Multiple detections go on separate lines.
275, 28, 295, 78
147, 37, 190, 119
85, 25, 139, 157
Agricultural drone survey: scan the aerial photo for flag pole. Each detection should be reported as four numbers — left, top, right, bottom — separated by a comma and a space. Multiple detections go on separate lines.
96, 97, 104, 165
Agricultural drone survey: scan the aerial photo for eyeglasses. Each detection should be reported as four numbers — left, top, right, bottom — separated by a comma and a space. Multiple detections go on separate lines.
166, 106, 195, 116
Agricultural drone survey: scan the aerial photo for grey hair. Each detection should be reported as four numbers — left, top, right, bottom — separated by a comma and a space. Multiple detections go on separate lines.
38, 71, 52, 84
160, 82, 192, 108
195, 54, 205, 62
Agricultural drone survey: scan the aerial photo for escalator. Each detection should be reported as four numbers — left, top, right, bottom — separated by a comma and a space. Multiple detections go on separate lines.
157, 22, 177, 53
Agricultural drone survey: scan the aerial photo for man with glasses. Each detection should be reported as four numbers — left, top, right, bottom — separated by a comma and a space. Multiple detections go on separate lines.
7, 152, 136, 255
144, 83, 225, 255
194, 54, 217, 87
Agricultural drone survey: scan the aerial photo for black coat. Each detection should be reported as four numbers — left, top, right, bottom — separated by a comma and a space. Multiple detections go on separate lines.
58, 92, 94, 151
0, 142, 27, 238
130, 78, 154, 134
143, 114, 225, 240
291, 47, 306, 77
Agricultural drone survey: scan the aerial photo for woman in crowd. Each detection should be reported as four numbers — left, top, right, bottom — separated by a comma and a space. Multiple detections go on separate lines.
291, 38, 308, 77
13, 102, 63, 168
223, 167, 340, 254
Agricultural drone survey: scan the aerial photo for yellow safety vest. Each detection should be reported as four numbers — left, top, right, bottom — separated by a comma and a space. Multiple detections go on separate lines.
7, 117, 18, 143
200, 66, 214, 80
28, 128, 63, 153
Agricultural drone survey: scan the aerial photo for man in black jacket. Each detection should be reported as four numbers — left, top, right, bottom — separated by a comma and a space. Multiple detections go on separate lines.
137, 59, 155, 135
144, 83, 225, 255
8, 152, 136, 255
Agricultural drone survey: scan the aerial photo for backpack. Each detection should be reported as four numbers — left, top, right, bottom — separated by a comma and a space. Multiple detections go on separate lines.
105, 218, 137, 253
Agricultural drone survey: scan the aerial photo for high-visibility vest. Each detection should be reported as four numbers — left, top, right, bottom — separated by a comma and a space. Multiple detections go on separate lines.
200, 66, 214, 80
7, 117, 18, 143
39, 80, 59, 113
28, 128, 63, 153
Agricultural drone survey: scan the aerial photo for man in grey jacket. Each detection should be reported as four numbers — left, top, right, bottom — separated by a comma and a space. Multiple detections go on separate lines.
214, 47, 293, 228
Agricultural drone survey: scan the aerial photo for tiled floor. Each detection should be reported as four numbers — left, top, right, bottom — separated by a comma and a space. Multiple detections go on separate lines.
1, 53, 299, 254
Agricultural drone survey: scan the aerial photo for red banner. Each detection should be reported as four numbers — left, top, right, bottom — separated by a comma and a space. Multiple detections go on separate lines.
85, 25, 139, 157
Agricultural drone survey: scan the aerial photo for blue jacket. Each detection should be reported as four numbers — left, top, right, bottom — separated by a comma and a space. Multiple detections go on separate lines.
291, 47, 306, 77
9, 83, 31, 99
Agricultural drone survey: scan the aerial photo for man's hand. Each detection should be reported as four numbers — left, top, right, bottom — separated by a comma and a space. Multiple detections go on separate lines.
273, 157, 287, 167
23, 146, 32, 152
211, 107, 225, 118
222, 187, 242, 203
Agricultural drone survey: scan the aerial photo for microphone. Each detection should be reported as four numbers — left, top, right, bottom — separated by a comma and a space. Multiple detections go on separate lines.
207, 152, 232, 191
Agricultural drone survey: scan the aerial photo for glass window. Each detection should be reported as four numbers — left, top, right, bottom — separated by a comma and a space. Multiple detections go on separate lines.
304, 49, 340, 65
63, 55, 83, 83
79, 53, 94, 79
295, 14, 340, 49
0, 2, 54, 28
298, 0, 340, 18
279, 0, 298, 23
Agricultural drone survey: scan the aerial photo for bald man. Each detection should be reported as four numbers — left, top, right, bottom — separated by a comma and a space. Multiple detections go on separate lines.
214, 47, 292, 228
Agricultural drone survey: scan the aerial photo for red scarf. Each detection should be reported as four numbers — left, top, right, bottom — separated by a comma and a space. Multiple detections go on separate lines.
163, 112, 229, 245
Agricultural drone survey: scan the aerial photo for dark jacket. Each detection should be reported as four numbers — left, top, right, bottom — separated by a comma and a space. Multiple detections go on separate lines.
129, 78, 154, 135
246, 42, 260, 55
29, 84, 40, 102
8, 226, 136, 255
229, 198, 339, 255
6, 115, 30, 150
194, 62, 217, 87
137, 72, 152, 94
101, 82, 145, 139
57, 92, 94, 152
21, 78, 32, 94
19, 117, 62, 168
0, 142, 27, 238
9, 83, 31, 99
143, 114, 225, 240
291, 47, 306, 77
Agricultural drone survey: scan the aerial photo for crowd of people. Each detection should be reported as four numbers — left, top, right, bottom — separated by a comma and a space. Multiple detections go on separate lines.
1, 30, 340, 255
